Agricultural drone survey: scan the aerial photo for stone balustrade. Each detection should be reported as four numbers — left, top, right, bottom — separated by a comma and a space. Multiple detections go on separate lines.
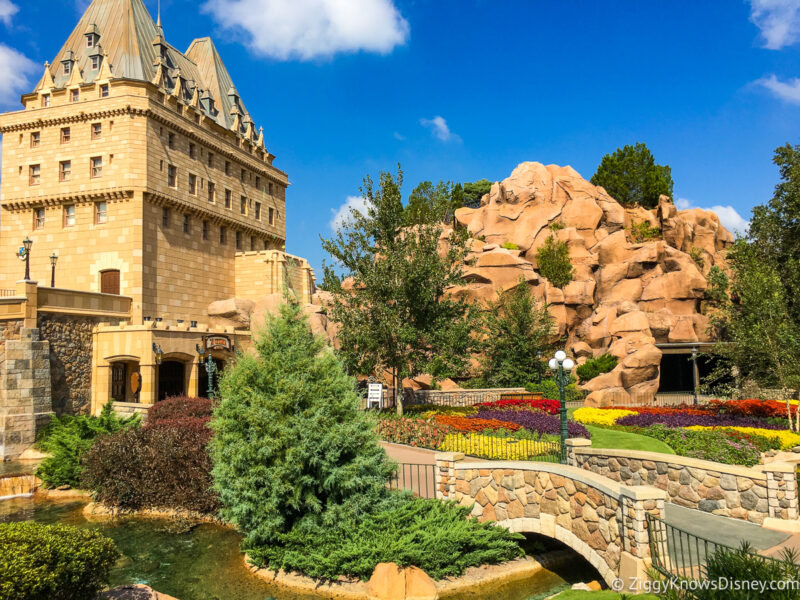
435, 452, 666, 589
566, 439, 798, 524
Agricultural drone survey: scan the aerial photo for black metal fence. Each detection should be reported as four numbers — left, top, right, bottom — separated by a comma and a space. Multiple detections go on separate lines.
646, 513, 789, 582
388, 463, 437, 499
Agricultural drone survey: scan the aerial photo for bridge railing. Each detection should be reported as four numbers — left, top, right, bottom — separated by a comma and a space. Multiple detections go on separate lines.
646, 513, 789, 583
388, 462, 437, 499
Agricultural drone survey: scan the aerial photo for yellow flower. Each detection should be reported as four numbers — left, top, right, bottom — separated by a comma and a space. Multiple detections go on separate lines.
686, 426, 800, 450
438, 433, 558, 460
572, 407, 636, 427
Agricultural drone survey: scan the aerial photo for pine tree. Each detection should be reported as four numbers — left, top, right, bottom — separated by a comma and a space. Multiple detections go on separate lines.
591, 142, 673, 208
209, 300, 395, 557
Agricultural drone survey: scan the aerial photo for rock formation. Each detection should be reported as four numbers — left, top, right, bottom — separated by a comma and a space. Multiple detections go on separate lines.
454, 162, 733, 405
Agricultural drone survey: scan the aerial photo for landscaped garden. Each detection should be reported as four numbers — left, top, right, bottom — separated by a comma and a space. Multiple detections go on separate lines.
573, 400, 800, 467
375, 396, 589, 460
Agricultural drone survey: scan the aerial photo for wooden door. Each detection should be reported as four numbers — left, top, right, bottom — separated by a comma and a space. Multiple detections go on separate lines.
111, 363, 126, 402
100, 270, 120, 295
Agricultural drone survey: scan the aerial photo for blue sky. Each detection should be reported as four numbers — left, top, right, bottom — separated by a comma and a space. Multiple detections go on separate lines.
1, 0, 799, 273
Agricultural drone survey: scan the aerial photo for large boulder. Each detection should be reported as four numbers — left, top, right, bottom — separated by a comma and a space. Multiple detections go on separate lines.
207, 298, 254, 330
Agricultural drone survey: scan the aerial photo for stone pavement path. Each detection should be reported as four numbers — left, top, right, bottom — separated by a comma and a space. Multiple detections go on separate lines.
381, 442, 438, 465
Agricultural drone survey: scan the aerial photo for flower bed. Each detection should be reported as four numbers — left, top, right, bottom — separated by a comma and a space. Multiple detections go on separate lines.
438, 433, 560, 460
686, 426, 800, 450
434, 414, 522, 433
476, 397, 560, 415
470, 410, 590, 439
376, 417, 453, 448
615, 412, 785, 430
572, 407, 637, 426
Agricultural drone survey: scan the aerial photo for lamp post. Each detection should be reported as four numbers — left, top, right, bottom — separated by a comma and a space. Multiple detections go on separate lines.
548, 350, 575, 464
49, 253, 58, 287
196, 343, 218, 399
691, 347, 698, 406
18, 237, 33, 281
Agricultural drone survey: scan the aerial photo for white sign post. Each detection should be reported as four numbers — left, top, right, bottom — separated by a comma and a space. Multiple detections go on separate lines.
367, 383, 383, 409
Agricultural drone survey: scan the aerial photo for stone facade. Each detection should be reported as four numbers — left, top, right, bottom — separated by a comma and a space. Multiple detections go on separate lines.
436, 452, 666, 589
567, 440, 799, 524
0, 328, 52, 459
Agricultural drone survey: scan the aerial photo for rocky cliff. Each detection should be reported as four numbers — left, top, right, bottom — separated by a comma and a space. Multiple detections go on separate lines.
453, 162, 733, 404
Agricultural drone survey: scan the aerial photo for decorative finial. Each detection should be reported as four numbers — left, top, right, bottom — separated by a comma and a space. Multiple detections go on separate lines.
157, 0, 162, 28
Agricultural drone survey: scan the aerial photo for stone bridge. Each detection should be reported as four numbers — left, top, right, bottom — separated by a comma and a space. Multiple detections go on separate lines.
434, 446, 667, 589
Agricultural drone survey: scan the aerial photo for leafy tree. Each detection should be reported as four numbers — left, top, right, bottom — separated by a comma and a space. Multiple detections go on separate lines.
210, 300, 395, 558
462, 179, 492, 208
321, 168, 475, 414
536, 235, 574, 288
479, 281, 555, 387
711, 240, 800, 429
591, 142, 674, 208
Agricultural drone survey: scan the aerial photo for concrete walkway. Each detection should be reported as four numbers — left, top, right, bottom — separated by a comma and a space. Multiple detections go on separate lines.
381, 442, 438, 465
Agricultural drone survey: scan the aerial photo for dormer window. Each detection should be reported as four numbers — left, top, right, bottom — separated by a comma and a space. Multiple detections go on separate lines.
91, 55, 101, 70
87, 35, 95, 48
41, 95, 50, 108
64, 62, 71, 75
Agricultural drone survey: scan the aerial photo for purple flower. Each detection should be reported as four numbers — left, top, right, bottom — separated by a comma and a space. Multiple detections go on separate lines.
616, 413, 785, 430
468, 410, 591, 439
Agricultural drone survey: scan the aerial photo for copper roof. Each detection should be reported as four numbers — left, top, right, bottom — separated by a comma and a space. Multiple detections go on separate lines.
43, 0, 254, 135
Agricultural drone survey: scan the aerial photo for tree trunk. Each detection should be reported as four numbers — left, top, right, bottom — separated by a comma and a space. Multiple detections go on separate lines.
394, 367, 404, 416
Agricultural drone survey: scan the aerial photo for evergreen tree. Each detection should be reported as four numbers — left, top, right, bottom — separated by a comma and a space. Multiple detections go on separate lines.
479, 281, 555, 387
321, 168, 475, 414
209, 300, 395, 557
591, 142, 673, 208
462, 179, 492, 208
536, 235, 574, 288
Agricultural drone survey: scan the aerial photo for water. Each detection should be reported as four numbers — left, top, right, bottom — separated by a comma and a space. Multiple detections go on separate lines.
0, 460, 36, 476
0, 497, 587, 600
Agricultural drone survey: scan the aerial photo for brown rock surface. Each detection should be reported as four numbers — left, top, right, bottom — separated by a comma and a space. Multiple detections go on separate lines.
367, 563, 407, 600
453, 162, 733, 400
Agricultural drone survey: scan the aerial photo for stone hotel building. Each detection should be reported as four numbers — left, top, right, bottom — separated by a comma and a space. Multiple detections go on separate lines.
0, 0, 315, 459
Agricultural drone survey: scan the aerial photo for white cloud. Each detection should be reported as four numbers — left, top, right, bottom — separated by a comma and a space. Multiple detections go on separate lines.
749, 0, 800, 49
0, 44, 38, 107
329, 195, 371, 230
755, 74, 800, 104
201, 0, 409, 61
393, 131, 406, 141
420, 115, 460, 142
0, 0, 18, 25
676, 197, 750, 235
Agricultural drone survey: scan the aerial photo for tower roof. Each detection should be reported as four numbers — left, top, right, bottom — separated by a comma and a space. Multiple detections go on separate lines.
43, 0, 255, 136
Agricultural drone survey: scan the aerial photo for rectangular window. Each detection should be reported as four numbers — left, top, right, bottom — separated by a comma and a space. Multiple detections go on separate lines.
87, 36, 94, 48
61, 127, 71, 143
29, 164, 40, 186
100, 84, 109, 98
42, 94, 50, 107
189, 143, 196, 159
250, 236, 255, 251
168, 165, 177, 188
70, 89, 79, 102
95, 201, 107, 224
31, 132, 40, 148
240, 168, 246, 183
202, 220, 209, 241
225, 161, 230, 176
168, 132, 175, 149
255, 176, 261, 190
254, 202, 261, 220
34, 208, 45, 229
219, 226, 227, 244
64, 205, 76, 227
240, 196, 246, 215
90, 156, 102, 178
183, 214, 190, 234
224, 189, 231, 209
269, 182, 273, 195
91, 56, 100, 70
235, 231, 242, 250
91, 123, 102, 139
64, 62, 71, 75
59, 160, 71, 182
207, 153, 213, 168
268, 207, 274, 226
189, 173, 197, 195
208, 182, 215, 203
162, 207, 170, 228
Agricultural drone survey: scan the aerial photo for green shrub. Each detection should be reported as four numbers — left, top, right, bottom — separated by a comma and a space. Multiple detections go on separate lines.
259, 496, 523, 580
536, 235, 574, 288
548, 221, 564, 232
35, 402, 139, 488
210, 300, 395, 555
637, 425, 763, 467
628, 220, 661, 243
500, 242, 519, 250
688, 246, 705, 269
575, 353, 618, 383
0, 522, 119, 600
525, 379, 583, 403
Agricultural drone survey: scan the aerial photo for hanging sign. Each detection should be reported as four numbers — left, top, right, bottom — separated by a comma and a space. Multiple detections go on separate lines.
367, 383, 383, 409
204, 335, 233, 352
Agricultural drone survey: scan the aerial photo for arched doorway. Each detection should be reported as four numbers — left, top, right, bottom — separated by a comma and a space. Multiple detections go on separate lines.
158, 360, 186, 400
198, 357, 225, 399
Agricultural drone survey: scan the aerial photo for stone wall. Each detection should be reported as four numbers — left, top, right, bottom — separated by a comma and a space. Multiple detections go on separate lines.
436, 452, 666, 589
37, 315, 119, 416
567, 440, 798, 524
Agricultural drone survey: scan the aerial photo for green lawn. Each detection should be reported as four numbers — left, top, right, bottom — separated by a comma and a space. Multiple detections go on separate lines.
583, 425, 675, 455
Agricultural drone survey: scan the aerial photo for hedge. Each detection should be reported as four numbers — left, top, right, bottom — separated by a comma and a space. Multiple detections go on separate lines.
0, 522, 119, 600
